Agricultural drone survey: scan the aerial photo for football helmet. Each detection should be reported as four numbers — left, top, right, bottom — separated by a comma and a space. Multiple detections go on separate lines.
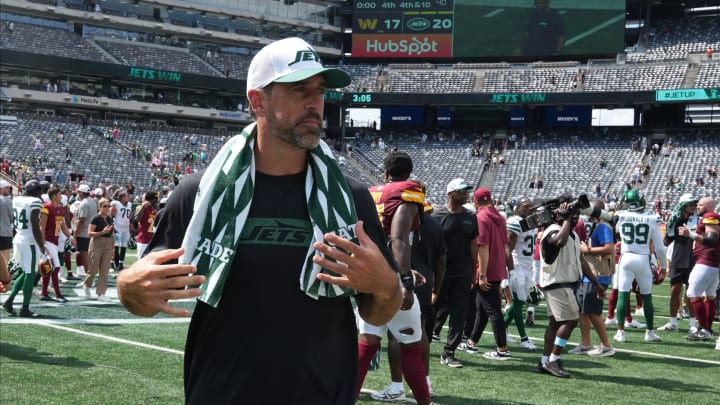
38, 254, 54, 276
625, 189, 646, 211
527, 285, 544, 305
652, 265, 665, 285
64, 237, 77, 254
7, 258, 22, 281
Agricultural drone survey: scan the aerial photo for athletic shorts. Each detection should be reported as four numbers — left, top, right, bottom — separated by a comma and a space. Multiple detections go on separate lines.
137, 243, 149, 259
575, 282, 607, 315
11, 243, 41, 274
510, 268, 532, 302
76, 236, 90, 252
617, 252, 653, 294
357, 293, 423, 344
545, 287, 580, 322
114, 228, 131, 247
44, 241, 60, 270
58, 233, 67, 253
687, 264, 720, 298
0, 236, 12, 250
669, 267, 692, 285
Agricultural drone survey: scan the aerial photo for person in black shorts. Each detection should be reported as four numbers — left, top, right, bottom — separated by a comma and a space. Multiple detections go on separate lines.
659, 194, 699, 332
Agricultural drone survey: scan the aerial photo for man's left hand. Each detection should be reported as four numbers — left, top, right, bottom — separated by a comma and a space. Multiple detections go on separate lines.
313, 220, 399, 302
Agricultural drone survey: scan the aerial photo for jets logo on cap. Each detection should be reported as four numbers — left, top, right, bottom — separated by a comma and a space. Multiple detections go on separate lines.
289, 48, 322, 66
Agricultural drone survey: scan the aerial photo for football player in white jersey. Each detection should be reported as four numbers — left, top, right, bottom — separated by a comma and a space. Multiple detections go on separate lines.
2, 180, 46, 317
504, 197, 538, 350
613, 189, 667, 343
110, 189, 133, 271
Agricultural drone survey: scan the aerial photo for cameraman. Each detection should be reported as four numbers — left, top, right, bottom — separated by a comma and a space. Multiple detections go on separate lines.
536, 195, 605, 378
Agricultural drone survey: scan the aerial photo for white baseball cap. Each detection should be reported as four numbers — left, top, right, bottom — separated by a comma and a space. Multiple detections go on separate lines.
678, 193, 698, 204
94, 187, 104, 196
246, 37, 351, 98
77, 184, 91, 194
446, 178, 473, 194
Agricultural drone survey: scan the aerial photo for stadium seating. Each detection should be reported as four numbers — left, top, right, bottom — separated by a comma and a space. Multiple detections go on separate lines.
0, 21, 113, 63
355, 139, 486, 205
694, 61, 720, 87
482, 68, 578, 93
490, 129, 641, 202
584, 64, 688, 92
95, 38, 223, 77
626, 17, 720, 63
385, 68, 476, 94
0, 116, 227, 192
336, 64, 381, 93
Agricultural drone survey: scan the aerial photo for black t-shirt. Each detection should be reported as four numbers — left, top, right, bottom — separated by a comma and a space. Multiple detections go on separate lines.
148, 170, 392, 404
523, 8, 565, 56
666, 216, 695, 270
432, 206, 478, 279
411, 214, 446, 305
90, 215, 113, 238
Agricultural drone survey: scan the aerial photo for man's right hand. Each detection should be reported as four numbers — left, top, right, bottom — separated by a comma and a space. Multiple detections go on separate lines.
117, 248, 205, 317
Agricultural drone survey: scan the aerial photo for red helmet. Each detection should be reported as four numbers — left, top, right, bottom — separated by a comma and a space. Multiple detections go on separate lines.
652, 265, 664, 285
38, 255, 54, 276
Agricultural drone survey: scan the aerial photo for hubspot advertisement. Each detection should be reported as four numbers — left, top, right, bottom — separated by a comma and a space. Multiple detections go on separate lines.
352, 34, 452, 58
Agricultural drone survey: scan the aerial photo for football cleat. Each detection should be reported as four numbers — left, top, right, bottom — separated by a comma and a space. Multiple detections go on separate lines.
370, 386, 406, 402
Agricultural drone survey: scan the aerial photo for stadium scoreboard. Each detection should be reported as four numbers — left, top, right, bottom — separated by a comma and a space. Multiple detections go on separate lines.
352, 0, 455, 57
351, 0, 626, 59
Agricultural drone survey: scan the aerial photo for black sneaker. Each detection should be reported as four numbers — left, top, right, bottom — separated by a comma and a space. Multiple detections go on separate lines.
534, 361, 548, 374
440, 352, 463, 368
39, 295, 54, 301
431, 333, 441, 342
2, 300, 15, 315
19, 308, 39, 318
543, 359, 571, 378
55, 295, 69, 303
66, 274, 81, 281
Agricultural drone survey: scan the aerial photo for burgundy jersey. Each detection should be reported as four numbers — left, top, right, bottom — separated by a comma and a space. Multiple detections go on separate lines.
368, 180, 424, 236
136, 203, 157, 244
693, 211, 720, 266
41, 202, 65, 245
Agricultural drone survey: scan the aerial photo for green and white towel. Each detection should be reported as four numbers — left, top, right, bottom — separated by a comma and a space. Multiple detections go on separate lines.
179, 122, 358, 307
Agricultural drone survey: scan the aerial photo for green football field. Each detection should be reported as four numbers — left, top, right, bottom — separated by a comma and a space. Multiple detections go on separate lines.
1, 252, 718, 404
452, 2, 625, 57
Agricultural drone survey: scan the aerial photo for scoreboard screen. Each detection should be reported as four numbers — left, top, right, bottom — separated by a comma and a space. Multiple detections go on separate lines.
351, 0, 626, 59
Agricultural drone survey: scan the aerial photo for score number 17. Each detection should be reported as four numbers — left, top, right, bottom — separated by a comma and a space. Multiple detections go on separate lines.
384, 19, 401, 29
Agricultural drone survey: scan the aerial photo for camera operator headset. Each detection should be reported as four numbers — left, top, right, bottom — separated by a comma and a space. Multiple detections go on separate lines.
536, 194, 606, 377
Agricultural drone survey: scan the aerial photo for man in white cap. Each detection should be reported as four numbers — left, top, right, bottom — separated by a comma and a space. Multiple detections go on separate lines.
432, 178, 478, 368
0, 180, 13, 291
117, 37, 404, 404
658, 193, 699, 333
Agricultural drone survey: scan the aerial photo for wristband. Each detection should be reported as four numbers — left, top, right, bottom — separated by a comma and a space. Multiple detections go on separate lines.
400, 273, 414, 291
688, 231, 698, 241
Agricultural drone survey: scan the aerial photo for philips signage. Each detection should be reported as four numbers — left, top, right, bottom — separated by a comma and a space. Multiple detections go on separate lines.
544, 106, 591, 127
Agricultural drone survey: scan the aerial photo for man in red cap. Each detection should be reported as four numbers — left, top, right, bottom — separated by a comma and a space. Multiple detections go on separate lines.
463, 188, 511, 360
